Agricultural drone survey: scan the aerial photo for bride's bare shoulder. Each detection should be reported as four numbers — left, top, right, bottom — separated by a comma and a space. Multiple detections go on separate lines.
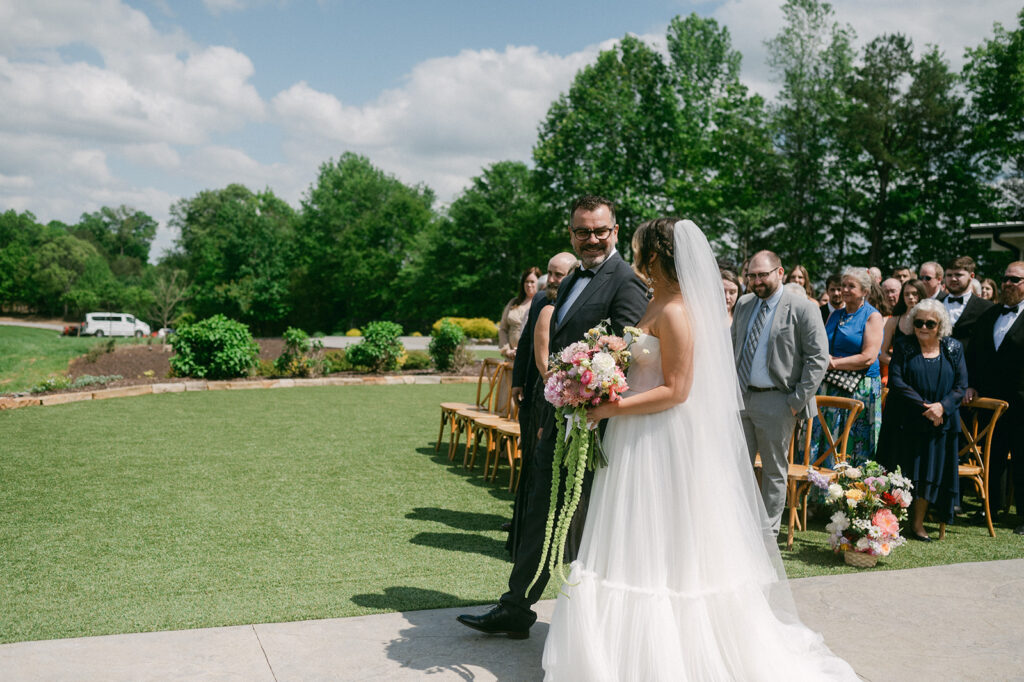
649, 296, 691, 337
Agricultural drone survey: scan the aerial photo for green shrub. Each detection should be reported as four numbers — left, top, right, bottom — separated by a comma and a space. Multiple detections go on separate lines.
71, 374, 123, 389
173, 311, 196, 328
274, 327, 325, 378
345, 328, 362, 337
29, 375, 72, 394
169, 314, 259, 380
430, 317, 497, 340
402, 349, 431, 370
429, 319, 469, 372
345, 321, 404, 372
255, 359, 277, 377
324, 349, 353, 373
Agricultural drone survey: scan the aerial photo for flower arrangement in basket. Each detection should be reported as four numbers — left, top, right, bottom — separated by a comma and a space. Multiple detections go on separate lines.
807, 460, 913, 567
528, 321, 641, 590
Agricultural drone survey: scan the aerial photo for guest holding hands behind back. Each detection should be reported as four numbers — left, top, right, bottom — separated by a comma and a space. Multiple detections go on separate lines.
876, 300, 966, 541
813, 267, 885, 464
498, 267, 540, 359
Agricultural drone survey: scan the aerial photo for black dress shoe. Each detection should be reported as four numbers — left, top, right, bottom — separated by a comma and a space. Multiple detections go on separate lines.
456, 604, 535, 639
500, 521, 512, 532
908, 532, 932, 542
1014, 525, 1024, 536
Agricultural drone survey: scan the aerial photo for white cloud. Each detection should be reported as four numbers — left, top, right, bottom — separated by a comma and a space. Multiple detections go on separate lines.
271, 42, 612, 200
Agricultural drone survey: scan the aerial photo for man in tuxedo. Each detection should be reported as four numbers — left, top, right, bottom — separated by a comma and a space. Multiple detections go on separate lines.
820, 274, 843, 324
942, 256, 993, 351
919, 261, 945, 299
504, 251, 576, 553
732, 251, 829, 535
964, 261, 1024, 534
458, 195, 648, 638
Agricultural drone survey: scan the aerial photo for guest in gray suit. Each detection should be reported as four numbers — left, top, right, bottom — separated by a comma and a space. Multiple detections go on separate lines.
731, 250, 830, 535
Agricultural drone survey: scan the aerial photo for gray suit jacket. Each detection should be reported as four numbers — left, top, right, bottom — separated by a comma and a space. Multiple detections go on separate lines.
731, 288, 829, 419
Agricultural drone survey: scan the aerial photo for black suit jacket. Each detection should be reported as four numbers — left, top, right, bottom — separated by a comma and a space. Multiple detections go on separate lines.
949, 295, 993, 350
967, 305, 1024, 408
537, 253, 648, 441
511, 291, 552, 401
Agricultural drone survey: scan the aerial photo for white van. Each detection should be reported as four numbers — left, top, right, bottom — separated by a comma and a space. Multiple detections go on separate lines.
81, 312, 152, 338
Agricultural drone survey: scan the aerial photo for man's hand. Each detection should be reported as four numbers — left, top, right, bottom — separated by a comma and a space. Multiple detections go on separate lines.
963, 387, 977, 405
922, 402, 944, 427
511, 387, 524, 403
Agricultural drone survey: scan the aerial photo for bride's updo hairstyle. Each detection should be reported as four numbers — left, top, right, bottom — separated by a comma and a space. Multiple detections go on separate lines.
632, 217, 680, 284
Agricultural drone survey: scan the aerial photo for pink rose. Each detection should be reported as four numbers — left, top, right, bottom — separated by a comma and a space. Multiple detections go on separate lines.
580, 369, 594, 386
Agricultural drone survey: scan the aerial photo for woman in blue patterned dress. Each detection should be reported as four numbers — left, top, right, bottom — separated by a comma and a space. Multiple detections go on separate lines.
814, 267, 885, 465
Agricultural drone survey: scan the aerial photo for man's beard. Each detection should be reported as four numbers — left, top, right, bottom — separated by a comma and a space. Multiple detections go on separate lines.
546, 281, 560, 301
1000, 287, 1024, 307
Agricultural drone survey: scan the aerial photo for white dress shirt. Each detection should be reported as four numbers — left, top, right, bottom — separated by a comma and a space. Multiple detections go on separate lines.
994, 303, 1021, 351
944, 290, 972, 325
744, 285, 785, 389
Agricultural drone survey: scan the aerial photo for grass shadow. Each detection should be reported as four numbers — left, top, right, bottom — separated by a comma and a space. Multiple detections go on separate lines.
409, 531, 508, 560
415, 444, 515, 500
406, 507, 507, 531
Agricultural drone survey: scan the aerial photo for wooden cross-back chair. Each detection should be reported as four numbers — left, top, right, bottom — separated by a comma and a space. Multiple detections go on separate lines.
938, 396, 1009, 540
785, 395, 864, 550
470, 391, 522, 490
448, 362, 512, 462
462, 363, 515, 469
435, 357, 503, 457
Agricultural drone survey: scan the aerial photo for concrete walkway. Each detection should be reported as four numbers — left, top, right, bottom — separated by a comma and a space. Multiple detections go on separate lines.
1, 559, 1021, 681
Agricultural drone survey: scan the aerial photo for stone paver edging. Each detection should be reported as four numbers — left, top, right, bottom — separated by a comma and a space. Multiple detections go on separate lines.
0, 375, 477, 411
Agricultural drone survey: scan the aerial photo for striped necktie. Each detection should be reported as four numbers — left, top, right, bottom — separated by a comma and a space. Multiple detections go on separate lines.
737, 301, 769, 388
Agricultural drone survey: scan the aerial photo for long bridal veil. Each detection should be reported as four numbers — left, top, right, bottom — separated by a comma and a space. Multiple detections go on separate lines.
669, 219, 800, 623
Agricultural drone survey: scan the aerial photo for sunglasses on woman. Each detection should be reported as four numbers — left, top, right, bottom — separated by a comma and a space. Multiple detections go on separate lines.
913, 319, 938, 329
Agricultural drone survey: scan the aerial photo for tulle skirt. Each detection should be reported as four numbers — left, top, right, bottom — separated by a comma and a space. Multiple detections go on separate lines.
541, 403, 858, 681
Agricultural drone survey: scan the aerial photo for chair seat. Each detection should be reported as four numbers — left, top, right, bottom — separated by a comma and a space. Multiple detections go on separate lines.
441, 401, 473, 412
457, 407, 493, 419
958, 464, 983, 477
494, 421, 520, 437
787, 464, 837, 481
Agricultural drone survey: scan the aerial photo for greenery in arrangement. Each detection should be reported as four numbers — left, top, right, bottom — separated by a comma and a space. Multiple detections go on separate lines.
168, 314, 259, 379
2, 4, 1019, 335
344, 321, 405, 372
274, 326, 325, 377
1, 385, 1021, 645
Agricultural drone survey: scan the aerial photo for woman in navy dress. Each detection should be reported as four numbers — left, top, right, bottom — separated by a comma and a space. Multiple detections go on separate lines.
876, 299, 966, 541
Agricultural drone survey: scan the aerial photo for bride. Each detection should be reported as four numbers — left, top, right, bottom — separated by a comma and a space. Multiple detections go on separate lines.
541, 219, 857, 681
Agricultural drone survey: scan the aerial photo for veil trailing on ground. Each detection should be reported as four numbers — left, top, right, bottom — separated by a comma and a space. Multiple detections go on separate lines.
670, 219, 800, 623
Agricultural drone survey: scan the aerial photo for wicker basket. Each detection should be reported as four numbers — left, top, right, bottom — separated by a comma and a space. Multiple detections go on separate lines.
844, 550, 878, 568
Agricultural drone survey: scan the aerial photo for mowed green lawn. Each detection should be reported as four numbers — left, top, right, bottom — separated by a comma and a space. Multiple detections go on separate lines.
0, 326, 103, 393
2, 385, 1022, 644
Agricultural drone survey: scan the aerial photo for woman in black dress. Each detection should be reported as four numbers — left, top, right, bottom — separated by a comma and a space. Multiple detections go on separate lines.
877, 299, 967, 541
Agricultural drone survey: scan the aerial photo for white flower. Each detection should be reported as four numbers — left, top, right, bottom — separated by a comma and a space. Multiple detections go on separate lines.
845, 467, 862, 480
855, 537, 871, 551
591, 351, 615, 375
853, 518, 873, 531
829, 511, 850, 532
826, 483, 844, 502
847, 497, 858, 509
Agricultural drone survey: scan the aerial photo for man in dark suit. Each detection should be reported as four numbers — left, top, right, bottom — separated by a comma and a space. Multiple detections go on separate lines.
965, 261, 1024, 534
458, 195, 648, 638
505, 251, 576, 554
942, 256, 993, 352
820, 273, 842, 325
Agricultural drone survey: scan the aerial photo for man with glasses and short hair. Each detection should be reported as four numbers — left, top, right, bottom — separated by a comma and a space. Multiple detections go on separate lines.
731, 250, 829, 536
965, 261, 1024, 535
458, 195, 648, 639
942, 256, 993, 352
919, 261, 945, 299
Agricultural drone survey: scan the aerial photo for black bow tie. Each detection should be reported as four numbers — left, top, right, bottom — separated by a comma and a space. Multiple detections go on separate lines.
1000, 305, 1020, 316
577, 268, 596, 279
947, 296, 964, 304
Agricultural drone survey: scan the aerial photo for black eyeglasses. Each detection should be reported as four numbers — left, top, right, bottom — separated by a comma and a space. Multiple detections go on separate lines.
571, 227, 613, 240
920, 275, 935, 281
1003, 275, 1024, 284
913, 319, 938, 329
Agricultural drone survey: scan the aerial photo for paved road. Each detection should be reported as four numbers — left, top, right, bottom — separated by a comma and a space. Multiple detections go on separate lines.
0, 319, 64, 331
1, 559, 1022, 681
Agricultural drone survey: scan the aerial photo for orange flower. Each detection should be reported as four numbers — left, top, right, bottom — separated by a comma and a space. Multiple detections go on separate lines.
872, 508, 900, 537
845, 488, 864, 502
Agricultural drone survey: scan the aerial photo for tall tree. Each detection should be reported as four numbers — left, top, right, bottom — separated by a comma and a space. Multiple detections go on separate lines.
296, 153, 435, 332
75, 205, 158, 263
766, 0, 855, 274
400, 161, 559, 325
533, 35, 680, 246
169, 184, 296, 333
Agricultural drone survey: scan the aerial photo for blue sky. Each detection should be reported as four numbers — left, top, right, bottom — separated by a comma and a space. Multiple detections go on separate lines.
1, 0, 1020, 259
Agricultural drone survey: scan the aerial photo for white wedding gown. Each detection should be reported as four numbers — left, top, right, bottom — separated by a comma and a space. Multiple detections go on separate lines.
542, 334, 858, 681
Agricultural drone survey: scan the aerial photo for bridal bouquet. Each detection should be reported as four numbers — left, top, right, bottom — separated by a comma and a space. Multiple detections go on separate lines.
807, 460, 913, 562
529, 321, 641, 589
